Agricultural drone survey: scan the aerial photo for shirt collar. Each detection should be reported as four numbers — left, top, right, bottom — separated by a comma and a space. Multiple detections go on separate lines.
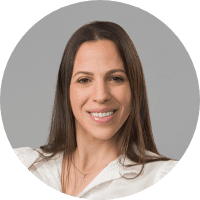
36, 146, 159, 196
77, 154, 142, 197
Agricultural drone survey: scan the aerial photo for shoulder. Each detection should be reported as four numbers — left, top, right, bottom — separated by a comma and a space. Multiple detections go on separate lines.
143, 159, 178, 184
153, 159, 178, 181
146, 159, 178, 171
140, 150, 179, 182
13, 147, 40, 168
13, 147, 63, 191
146, 150, 178, 169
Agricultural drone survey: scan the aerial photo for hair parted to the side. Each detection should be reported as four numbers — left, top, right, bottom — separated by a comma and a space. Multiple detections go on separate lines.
28, 21, 175, 193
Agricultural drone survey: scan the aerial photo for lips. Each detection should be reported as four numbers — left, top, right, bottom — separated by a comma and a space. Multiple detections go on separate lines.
88, 110, 117, 124
88, 108, 117, 113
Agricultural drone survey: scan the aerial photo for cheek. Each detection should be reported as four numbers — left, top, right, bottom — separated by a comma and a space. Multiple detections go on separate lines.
114, 86, 131, 109
70, 85, 88, 112
69, 85, 79, 113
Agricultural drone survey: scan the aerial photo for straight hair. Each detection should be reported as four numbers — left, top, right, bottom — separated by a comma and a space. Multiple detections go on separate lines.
28, 21, 175, 193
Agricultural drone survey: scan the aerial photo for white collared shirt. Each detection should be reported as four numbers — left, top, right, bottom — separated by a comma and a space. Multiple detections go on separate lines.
14, 147, 178, 199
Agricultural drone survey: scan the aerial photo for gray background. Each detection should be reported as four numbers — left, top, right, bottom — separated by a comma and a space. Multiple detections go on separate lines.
1, 1, 199, 160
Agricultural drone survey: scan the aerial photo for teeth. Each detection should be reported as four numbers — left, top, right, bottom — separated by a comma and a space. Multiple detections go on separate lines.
90, 111, 115, 118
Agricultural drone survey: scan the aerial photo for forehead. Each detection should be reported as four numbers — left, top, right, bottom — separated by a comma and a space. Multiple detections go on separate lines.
73, 40, 124, 73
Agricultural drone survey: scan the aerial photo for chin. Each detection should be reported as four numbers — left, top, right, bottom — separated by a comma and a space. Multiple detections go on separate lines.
87, 126, 120, 141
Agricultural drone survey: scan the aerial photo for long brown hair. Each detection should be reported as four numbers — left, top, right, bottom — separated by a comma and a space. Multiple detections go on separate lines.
29, 21, 175, 193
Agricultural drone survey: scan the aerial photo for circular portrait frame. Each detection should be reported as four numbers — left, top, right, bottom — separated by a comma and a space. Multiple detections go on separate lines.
1, 1, 199, 199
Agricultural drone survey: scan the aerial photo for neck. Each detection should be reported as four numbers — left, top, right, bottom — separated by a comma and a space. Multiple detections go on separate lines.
73, 133, 121, 172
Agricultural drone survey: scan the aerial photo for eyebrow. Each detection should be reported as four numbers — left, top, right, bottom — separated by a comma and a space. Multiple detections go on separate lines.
73, 69, 126, 78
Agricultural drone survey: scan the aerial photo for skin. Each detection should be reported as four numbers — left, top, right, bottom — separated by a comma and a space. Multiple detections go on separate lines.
68, 40, 131, 195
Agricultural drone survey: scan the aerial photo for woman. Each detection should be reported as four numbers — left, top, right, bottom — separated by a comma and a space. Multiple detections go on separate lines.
14, 21, 178, 199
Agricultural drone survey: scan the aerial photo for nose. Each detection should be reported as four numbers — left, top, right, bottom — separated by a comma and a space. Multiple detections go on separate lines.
92, 79, 111, 104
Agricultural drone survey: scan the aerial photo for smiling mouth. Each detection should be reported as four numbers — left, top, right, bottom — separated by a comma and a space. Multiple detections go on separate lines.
88, 110, 117, 118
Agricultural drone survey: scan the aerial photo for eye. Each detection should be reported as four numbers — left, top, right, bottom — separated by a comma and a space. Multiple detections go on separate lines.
110, 76, 124, 82
77, 78, 91, 84
77, 76, 124, 84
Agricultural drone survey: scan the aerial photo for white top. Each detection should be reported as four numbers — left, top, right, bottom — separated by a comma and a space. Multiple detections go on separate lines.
13, 147, 178, 199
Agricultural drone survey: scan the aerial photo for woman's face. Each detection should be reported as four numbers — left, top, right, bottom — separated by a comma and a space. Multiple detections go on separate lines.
70, 40, 131, 142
